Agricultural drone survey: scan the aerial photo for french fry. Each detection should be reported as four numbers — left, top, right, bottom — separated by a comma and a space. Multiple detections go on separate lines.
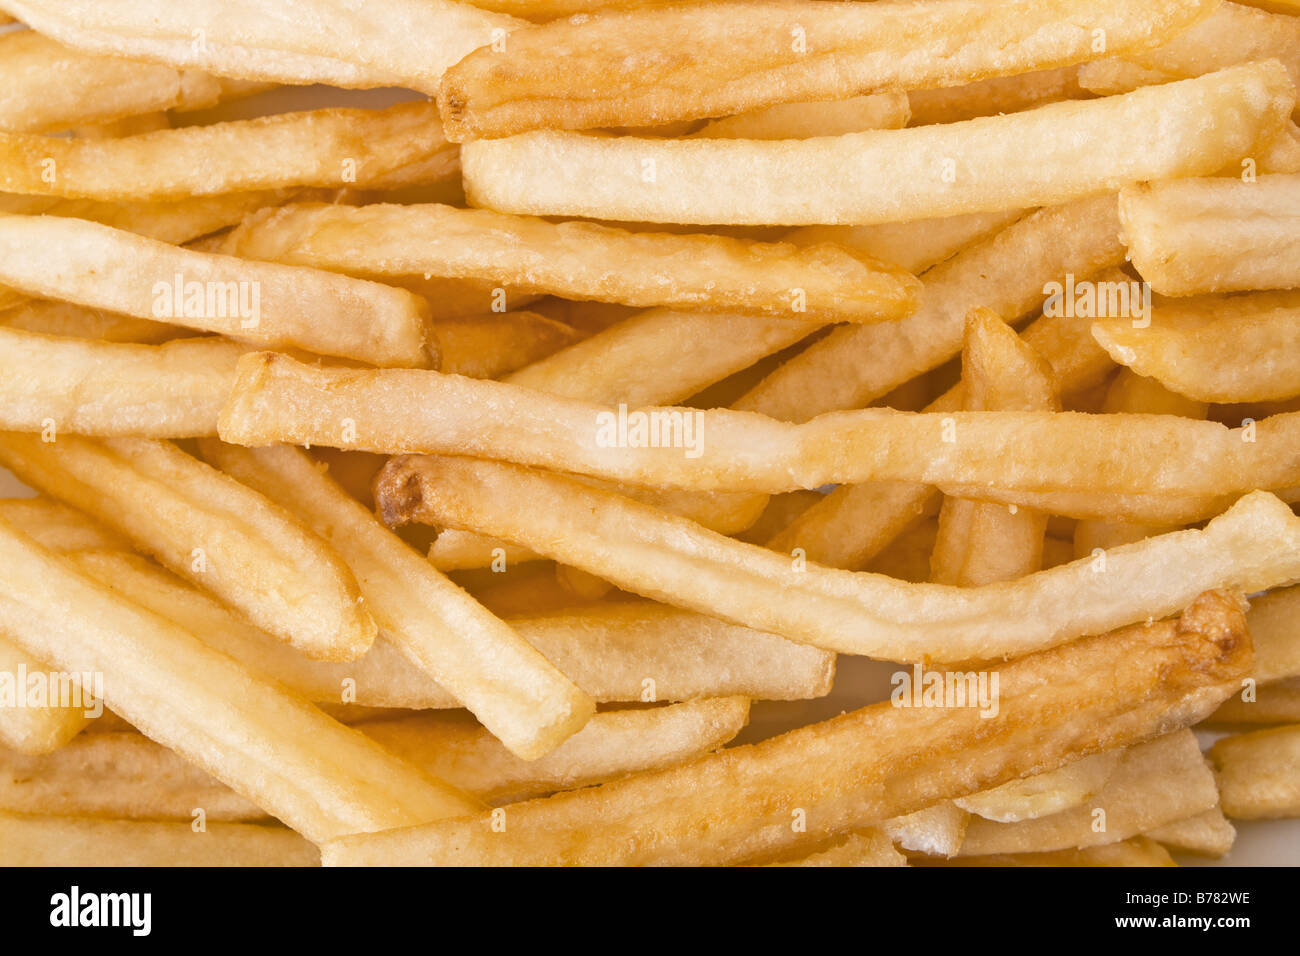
0, 299, 181, 344
0, 215, 433, 367
931, 837, 1176, 867
0, 497, 131, 552
1121, 2, 1300, 87
955, 751, 1123, 823
0, 635, 93, 755
0, 101, 457, 201
0, 434, 377, 662
433, 312, 582, 379
736, 196, 1124, 422
1094, 293, 1300, 403
906, 67, 1085, 127
439, 0, 1216, 139
225, 352, 1300, 502
883, 802, 969, 858
222, 202, 920, 323
1211, 723, 1300, 819
0, 518, 482, 843
767, 829, 907, 868
958, 731, 1218, 855
459, 64, 1294, 225
0, 327, 243, 437
1209, 677, 1300, 725
321, 591, 1249, 865
692, 93, 910, 140
0, 0, 520, 94
0, 813, 320, 867
376, 454, 1298, 662
1147, 806, 1236, 857
0, 697, 750, 817
1120, 175, 1300, 295
928, 310, 1057, 587
198, 441, 594, 760
0, 30, 220, 133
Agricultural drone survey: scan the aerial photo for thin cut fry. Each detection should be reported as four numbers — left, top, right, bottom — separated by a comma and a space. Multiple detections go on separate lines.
906, 67, 1085, 127
1211, 724, 1300, 819
0, 30, 220, 133
0, 434, 376, 662
883, 802, 968, 858
433, 312, 582, 379
0, 0, 521, 94
222, 202, 920, 323
0, 497, 130, 552
934, 837, 1176, 867
1120, 175, 1300, 295
376, 455, 1298, 662
198, 441, 594, 760
0, 299, 183, 344
768, 829, 906, 868
0, 215, 433, 367
439, 0, 1216, 139
0, 327, 242, 437
955, 751, 1122, 824
0, 102, 457, 201
459, 63, 1294, 225
320, 591, 1249, 865
0, 813, 319, 867
693, 93, 909, 140
0, 518, 482, 843
1147, 806, 1236, 857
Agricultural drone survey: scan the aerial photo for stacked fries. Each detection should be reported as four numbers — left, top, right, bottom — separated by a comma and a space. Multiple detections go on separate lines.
0, 0, 1298, 869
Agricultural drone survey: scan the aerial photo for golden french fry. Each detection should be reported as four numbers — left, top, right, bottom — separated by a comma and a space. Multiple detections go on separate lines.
767, 829, 906, 868
198, 441, 594, 760
0, 497, 131, 552
433, 311, 582, 379
929, 309, 1057, 587
459, 64, 1293, 225
693, 93, 909, 140
1206, 678, 1300, 724
737, 196, 1124, 423
1123, 1, 1300, 87
955, 751, 1123, 823
0, 30, 220, 133
883, 802, 968, 858
0, 215, 433, 367
0, 635, 94, 755
0, 327, 243, 437
1120, 175, 1300, 295
1094, 292, 1300, 405
0, 0, 520, 94
0, 813, 320, 867
0, 434, 376, 662
222, 202, 920, 323
958, 731, 1218, 855
223, 351, 1300, 501
376, 454, 1298, 662
0, 102, 457, 201
0, 697, 750, 817
439, 0, 1216, 140
1147, 806, 1236, 857
0, 517, 481, 843
321, 591, 1249, 865
931, 837, 1176, 867
906, 66, 1085, 126
1211, 723, 1300, 819
0, 299, 181, 344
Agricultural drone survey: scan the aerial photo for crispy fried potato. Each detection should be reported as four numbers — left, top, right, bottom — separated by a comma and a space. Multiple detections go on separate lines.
1211, 723, 1300, 819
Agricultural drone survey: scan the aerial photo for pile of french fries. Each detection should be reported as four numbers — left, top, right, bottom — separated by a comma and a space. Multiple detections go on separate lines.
0, 0, 1297, 867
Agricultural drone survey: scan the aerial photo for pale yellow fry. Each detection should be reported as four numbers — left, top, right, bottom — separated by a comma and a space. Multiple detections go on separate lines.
0, 0, 521, 94
932, 837, 1176, 867
0, 697, 749, 817
433, 311, 582, 379
222, 202, 920, 323
0, 101, 456, 200
929, 309, 1057, 587
883, 802, 969, 858
1147, 806, 1236, 857
439, 0, 1216, 139
693, 93, 909, 140
955, 751, 1123, 824
0, 215, 432, 367
0, 519, 481, 843
0, 497, 131, 552
1094, 297, 1300, 403
376, 455, 1299, 662
222, 351, 1300, 499
0, 813, 319, 866
736, 195, 1124, 422
959, 731, 1218, 855
1124, 1, 1300, 87
0, 29, 220, 132
460, 63, 1293, 225
0, 327, 242, 437
1211, 724, 1300, 819
199, 441, 593, 761
1120, 175, 1300, 295
907, 66, 1085, 126
1210, 676, 1300, 724
0, 635, 92, 755
768, 829, 906, 868
0, 299, 181, 343
322, 592, 1248, 866
0, 434, 376, 662
1246, 586, 1300, 683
